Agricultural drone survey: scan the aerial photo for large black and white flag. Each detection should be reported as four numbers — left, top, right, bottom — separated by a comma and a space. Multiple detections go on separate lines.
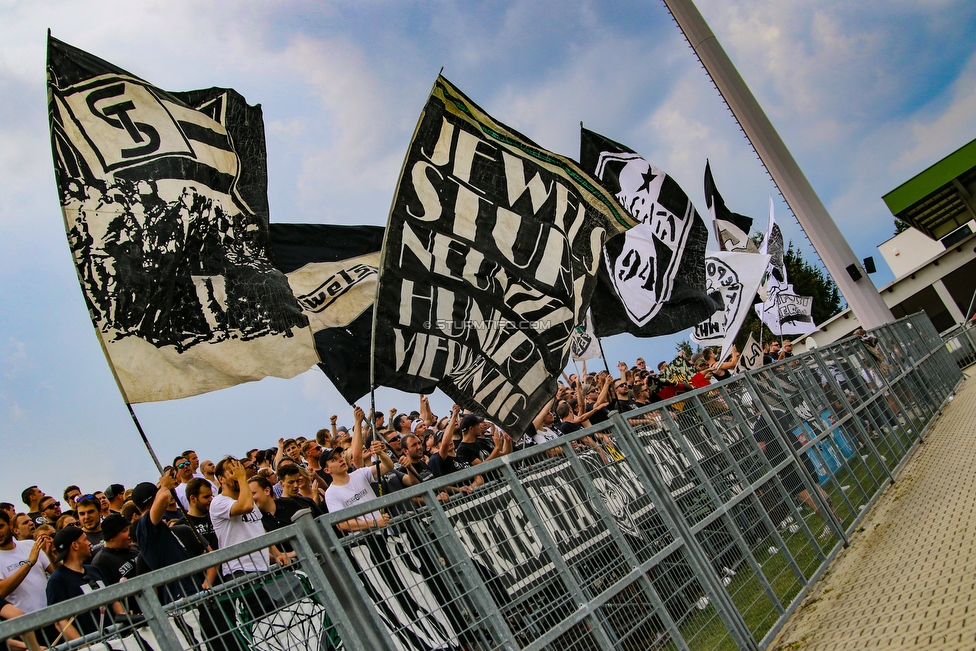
48, 37, 324, 402
372, 77, 637, 433
580, 128, 718, 338
691, 250, 770, 362
269, 224, 382, 404
705, 160, 758, 253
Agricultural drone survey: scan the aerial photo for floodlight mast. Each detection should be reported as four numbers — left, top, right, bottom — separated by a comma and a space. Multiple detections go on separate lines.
662, 0, 895, 330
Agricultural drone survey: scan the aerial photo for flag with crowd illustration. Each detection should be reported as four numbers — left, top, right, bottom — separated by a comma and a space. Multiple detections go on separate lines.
579, 128, 718, 339
372, 77, 638, 434
48, 37, 379, 403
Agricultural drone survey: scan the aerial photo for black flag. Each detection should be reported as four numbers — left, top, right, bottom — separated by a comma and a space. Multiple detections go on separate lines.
580, 128, 718, 337
705, 160, 758, 253
269, 224, 383, 404
372, 77, 636, 433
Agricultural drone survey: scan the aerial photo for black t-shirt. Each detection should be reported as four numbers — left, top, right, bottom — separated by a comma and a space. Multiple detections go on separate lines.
455, 441, 485, 465
402, 458, 434, 484
92, 546, 140, 585
429, 453, 473, 479
46, 565, 109, 635
558, 420, 583, 435
262, 496, 323, 534
177, 513, 218, 552
134, 515, 200, 603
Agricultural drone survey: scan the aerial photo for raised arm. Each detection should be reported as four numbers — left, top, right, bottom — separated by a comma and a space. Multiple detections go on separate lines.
439, 405, 460, 458
532, 397, 556, 432
420, 394, 435, 425
351, 405, 366, 469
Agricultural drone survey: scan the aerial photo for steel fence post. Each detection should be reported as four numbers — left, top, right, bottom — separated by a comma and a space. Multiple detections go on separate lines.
498, 456, 621, 651
297, 513, 400, 651
609, 411, 760, 651
133, 586, 187, 650
560, 442, 693, 651
424, 486, 522, 650
742, 372, 849, 547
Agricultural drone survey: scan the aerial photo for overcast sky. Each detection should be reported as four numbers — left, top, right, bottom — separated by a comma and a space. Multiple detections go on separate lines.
2, 0, 975, 502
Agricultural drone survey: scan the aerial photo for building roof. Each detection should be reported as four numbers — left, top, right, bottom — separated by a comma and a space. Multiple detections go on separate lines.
882, 138, 976, 240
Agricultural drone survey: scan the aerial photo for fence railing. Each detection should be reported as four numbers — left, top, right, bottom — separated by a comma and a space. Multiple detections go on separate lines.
940, 321, 976, 369
0, 312, 962, 651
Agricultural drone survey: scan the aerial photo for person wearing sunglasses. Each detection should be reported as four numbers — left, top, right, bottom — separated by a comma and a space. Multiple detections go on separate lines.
36, 496, 62, 527
172, 456, 195, 511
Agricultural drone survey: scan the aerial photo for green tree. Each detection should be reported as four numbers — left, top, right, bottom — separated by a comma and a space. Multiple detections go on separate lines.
734, 241, 843, 350
893, 219, 911, 235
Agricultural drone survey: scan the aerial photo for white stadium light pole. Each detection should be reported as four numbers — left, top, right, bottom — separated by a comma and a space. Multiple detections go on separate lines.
662, 0, 895, 329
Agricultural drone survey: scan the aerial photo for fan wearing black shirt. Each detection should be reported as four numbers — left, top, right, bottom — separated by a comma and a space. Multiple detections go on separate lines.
429, 406, 481, 489
179, 478, 218, 553
91, 514, 139, 585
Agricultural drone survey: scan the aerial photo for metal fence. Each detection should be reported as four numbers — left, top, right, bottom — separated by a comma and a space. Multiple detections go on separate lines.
940, 322, 976, 369
0, 312, 962, 651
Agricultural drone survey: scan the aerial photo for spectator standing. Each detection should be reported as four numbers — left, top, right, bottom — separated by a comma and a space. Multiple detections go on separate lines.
75, 496, 105, 556
91, 514, 139, 585
172, 456, 195, 510
11, 514, 35, 541
104, 484, 125, 514
0, 511, 55, 615
35, 496, 62, 527
21, 487, 45, 525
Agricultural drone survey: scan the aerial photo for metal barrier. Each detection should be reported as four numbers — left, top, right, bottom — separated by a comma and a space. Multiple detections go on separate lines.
940, 322, 976, 369
0, 313, 962, 651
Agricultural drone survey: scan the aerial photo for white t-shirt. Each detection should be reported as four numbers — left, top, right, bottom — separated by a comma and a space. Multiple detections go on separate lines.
325, 468, 382, 524
0, 540, 51, 613
209, 494, 269, 575
174, 483, 190, 511
533, 426, 560, 446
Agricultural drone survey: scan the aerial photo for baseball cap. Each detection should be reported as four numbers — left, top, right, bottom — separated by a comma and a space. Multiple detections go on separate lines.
104, 484, 125, 500
53, 526, 85, 562
459, 414, 483, 432
131, 482, 159, 510
321, 447, 345, 463
410, 419, 426, 433
101, 513, 129, 541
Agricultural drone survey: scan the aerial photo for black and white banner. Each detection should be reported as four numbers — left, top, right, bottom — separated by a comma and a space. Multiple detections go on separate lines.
734, 332, 764, 373
372, 77, 637, 434
269, 224, 383, 404
570, 311, 601, 362
691, 251, 769, 362
49, 37, 319, 402
754, 202, 816, 336
705, 160, 758, 253
580, 128, 718, 338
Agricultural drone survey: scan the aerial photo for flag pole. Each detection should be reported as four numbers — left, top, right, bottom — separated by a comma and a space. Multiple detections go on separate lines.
125, 403, 164, 474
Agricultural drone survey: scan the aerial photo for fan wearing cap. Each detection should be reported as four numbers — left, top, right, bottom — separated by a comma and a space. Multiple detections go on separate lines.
91, 514, 139, 585
131, 476, 210, 603
428, 405, 483, 487
323, 410, 394, 532
46, 526, 125, 639
104, 484, 126, 514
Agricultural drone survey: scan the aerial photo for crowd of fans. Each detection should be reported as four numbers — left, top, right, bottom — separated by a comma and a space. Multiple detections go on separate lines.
0, 341, 810, 646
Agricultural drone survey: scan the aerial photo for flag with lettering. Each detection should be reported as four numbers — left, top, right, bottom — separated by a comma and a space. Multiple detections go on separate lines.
48, 36, 322, 402
269, 224, 382, 404
372, 76, 637, 433
691, 250, 770, 362
754, 200, 817, 336
580, 128, 718, 338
